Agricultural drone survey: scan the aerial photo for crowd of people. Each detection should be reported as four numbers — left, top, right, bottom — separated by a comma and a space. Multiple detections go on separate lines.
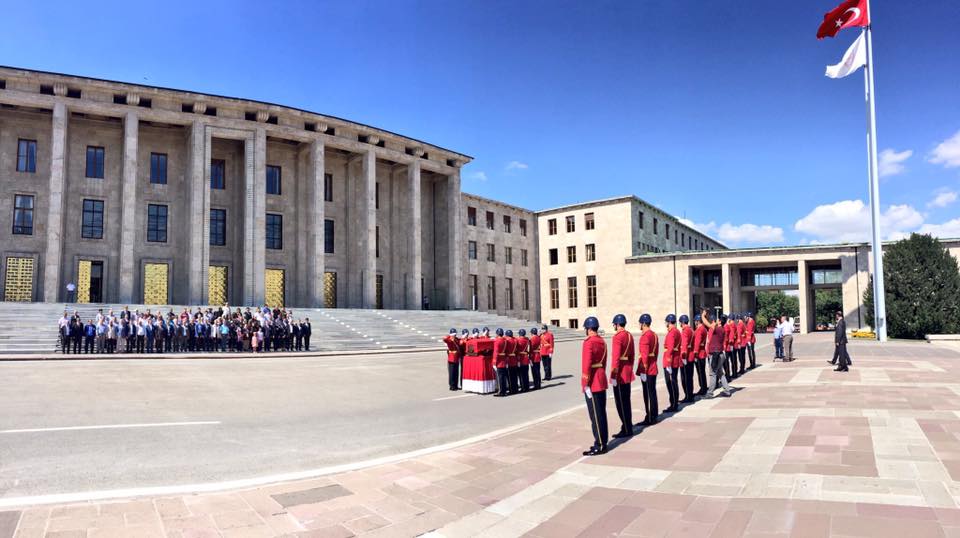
56, 305, 312, 354
442, 325, 555, 394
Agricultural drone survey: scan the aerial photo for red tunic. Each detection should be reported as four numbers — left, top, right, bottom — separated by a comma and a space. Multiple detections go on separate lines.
540, 331, 555, 356
529, 334, 542, 362
637, 329, 660, 376
663, 327, 682, 369
723, 323, 734, 352
442, 335, 461, 363
516, 336, 530, 366
680, 325, 694, 363
693, 325, 708, 360
493, 336, 508, 368
736, 321, 746, 349
610, 329, 636, 384
580, 334, 608, 392
746, 318, 756, 344
505, 337, 518, 367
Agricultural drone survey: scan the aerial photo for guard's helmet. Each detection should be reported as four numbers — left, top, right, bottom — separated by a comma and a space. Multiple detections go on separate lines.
518, 328, 526, 336
461, 329, 469, 336
496, 328, 504, 337
746, 312, 753, 318
720, 314, 728, 323
482, 326, 489, 333
612, 314, 627, 327
472, 328, 479, 335
449, 328, 457, 334
693, 314, 702, 322
506, 329, 514, 337
584, 317, 600, 330
679, 314, 690, 324
639, 313, 652, 325
665, 314, 677, 324
530, 327, 538, 335
541, 324, 549, 331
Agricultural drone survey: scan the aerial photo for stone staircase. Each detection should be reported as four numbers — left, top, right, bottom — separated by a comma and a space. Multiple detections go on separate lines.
0, 302, 581, 355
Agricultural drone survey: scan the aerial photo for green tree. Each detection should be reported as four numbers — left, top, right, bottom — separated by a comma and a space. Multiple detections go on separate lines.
756, 291, 799, 331
815, 288, 843, 327
863, 233, 960, 339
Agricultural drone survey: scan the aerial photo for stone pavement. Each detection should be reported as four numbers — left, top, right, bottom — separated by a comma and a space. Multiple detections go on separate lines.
5, 335, 960, 537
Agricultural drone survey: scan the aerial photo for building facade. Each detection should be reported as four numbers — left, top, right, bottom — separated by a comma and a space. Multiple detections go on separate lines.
0, 66, 469, 309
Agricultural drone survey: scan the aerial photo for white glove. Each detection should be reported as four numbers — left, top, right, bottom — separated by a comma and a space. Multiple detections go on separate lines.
666, 367, 673, 374
584, 387, 593, 398
611, 379, 618, 387
640, 374, 648, 382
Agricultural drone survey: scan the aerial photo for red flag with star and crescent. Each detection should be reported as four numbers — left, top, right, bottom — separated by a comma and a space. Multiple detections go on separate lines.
817, 0, 870, 39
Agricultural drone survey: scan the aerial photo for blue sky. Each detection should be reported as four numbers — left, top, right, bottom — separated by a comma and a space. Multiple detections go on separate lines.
2, 0, 958, 245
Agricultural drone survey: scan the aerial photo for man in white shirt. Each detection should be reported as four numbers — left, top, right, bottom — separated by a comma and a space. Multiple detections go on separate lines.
779, 316, 795, 361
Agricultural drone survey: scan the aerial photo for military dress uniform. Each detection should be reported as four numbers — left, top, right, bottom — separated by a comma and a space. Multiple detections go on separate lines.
679, 317, 696, 403
505, 330, 519, 395
663, 318, 682, 413
443, 330, 462, 391
745, 313, 757, 369
610, 323, 636, 438
493, 330, 509, 397
516, 330, 531, 392
637, 317, 660, 426
723, 317, 735, 379
540, 327, 555, 380
693, 318, 709, 396
581, 319, 609, 455
529, 329, 543, 390
736, 316, 747, 376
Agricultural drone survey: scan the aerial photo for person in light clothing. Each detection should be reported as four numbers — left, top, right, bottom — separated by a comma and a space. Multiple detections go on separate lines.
779, 316, 795, 362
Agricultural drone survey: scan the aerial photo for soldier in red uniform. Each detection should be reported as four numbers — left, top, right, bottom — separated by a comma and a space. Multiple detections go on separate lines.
581, 317, 608, 456
493, 328, 509, 397
516, 329, 531, 393
529, 327, 543, 390
736, 314, 747, 376
702, 310, 733, 398
610, 314, 635, 438
745, 312, 757, 370
723, 314, 735, 380
442, 328, 462, 391
693, 314, 709, 396
636, 314, 659, 426
505, 329, 519, 395
662, 315, 682, 413
679, 315, 696, 403
540, 324, 555, 380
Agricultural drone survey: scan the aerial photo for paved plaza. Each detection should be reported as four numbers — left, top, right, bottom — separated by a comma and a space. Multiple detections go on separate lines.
4, 335, 960, 537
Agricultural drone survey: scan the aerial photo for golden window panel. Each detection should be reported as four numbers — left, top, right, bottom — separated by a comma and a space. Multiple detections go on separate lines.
77, 260, 92, 304
323, 271, 337, 308
208, 265, 228, 305
3, 257, 34, 302
143, 263, 168, 305
266, 269, 285, 308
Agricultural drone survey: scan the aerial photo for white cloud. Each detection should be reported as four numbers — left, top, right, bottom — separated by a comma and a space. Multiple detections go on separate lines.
504, 161, 528, 172
467, 171, 488, 182
928, 190, 958, 208
878, 148, 913, 177
929, 130, 960, 168
794, 199, 924, 243
918, 218, 960, 238
679, 218, 784, 245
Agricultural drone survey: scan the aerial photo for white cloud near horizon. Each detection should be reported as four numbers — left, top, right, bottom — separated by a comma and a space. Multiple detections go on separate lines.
794, 199, 926, 242
504, 161, 529, 172
679, 218, 784, 245
918, 218, 960, 238
928, 190, 958, 208
467, 171, 488, 182
878, 148, 912, 177
929, 130, 960, 168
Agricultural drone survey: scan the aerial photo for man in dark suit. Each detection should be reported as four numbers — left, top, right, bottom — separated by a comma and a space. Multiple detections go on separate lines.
830, 310, 850, 372
302, 318, 312, 351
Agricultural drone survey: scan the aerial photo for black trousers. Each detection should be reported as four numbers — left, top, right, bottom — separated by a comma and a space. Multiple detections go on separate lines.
642, 374, 659, 424
61, 333, 70, 354
664, 368, 679, 410
531, 361, 542, 389
681, 361, 695, 401
747, 343, 756, 368
519, 364, 530, 392
447, 361, 459, 389
84, 336, 94, 353
724, 351, 734, 378
585, 390, 608, 451
137, 335, 145, 353
612, 382, 632, 434
542, 355, 553, 380
737, 347, 746, 374
696, 359, 708, 395
496, 367, 510, 396
834, 343, 851, 370
507, 366, 520, 394
304, 335, 311, 350
72, 336, 81, 354
295, 335, 303, 351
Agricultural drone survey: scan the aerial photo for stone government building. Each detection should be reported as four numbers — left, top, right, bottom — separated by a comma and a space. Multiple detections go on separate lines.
3, 66, 958, 335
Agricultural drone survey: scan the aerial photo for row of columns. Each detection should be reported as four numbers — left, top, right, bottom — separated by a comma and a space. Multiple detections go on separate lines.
720, 262, 811, 335
38, 98, 461, 309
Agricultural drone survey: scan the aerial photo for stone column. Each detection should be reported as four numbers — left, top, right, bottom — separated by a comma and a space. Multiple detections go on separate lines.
186, 121, 208, 305
446, 168, 463, 309
405, 160, 422, 309
361, 149, 377, 308
42, 102, 68, 302
243, 130, 266, 306
117, 111, 139, 303
798, 259, 811, 334
307, 139, 325, 307
721, 262, 732, 315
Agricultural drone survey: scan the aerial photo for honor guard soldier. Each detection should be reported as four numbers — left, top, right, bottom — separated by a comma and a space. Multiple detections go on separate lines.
736, 314, 747, 376
663, 315, 682, 413
540, 324, 555, 380
722, 314, 735, 379
516, 329, 531, 392
505, 330, 520, 395
610, 314, 635, 438
679, 315, 696, 403
745, 312, 757, 369
443, 329, 462, 391
693, 314, 709, 396
460, 329, 470, 387
493, 328, 509, 397
702, 310, 733, 398
581, 317, 608, 456
637, 314, 660, 426
529, 328, 543, 390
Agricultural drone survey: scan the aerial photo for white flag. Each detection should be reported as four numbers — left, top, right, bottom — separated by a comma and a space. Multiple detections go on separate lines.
826, 32, 866, 79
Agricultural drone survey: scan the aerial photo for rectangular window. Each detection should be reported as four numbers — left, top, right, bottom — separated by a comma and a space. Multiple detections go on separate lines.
375, 182, 380, 209
550, 319, 560, 327
682, 232, 686, 247
375, 225, 380, 258
468, 240, 477, 260
587, 275, 597, 307
85, 146, 105, 179
565, 215, 575, 233
586, 243, 596, 261
485, 211, 494, 230
567, 276, 578, 308
266, 213, 282, 249
324, 173, 333, 201
638, 210, 644, 229
12, 195, 34, 235
666, 223, 671, 241
585, 212, 595, 230
81, 199, 103, 239
210, 208, 226, 246
467, 207, 477, 226
549, 278, 559, 309
654, 217, 659, 235
503, 215, 512, 233
149, 153, 167, 184
569, 319, 579, 329
486, 243, 496, 262
520, 219, 527, 236
506, 277, 514, 310
210, 159, 225, 189
548, 218, 557, 235
487, 276, 496, 310
266, 165, 282, 195
549, 248, 558, 265
469, 274, 478, 310
521, 279, 530, 310
147, 204, 168, 242
567, 245, 576, 263
324, 219, 335, 253
505, 246, 513, 265
521, 249, 528, 267
16, 139, 37, 173
675, 229, 679, 244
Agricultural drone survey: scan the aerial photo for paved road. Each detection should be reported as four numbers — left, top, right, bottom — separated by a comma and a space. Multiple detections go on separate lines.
0, 339, 591, 499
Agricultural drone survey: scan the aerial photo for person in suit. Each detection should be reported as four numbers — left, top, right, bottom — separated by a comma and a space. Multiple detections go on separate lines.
83, 320, 96, 354
302, 318, 312, 351
830, 310, 851, 371
293, 320, 303, 351
71, 317, 83, 354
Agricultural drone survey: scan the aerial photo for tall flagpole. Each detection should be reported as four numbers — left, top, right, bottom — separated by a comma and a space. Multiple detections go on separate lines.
863, 0, 887, 342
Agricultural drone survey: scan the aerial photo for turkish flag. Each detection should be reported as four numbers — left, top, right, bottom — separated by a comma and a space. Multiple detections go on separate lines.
817, 0, 870, 39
